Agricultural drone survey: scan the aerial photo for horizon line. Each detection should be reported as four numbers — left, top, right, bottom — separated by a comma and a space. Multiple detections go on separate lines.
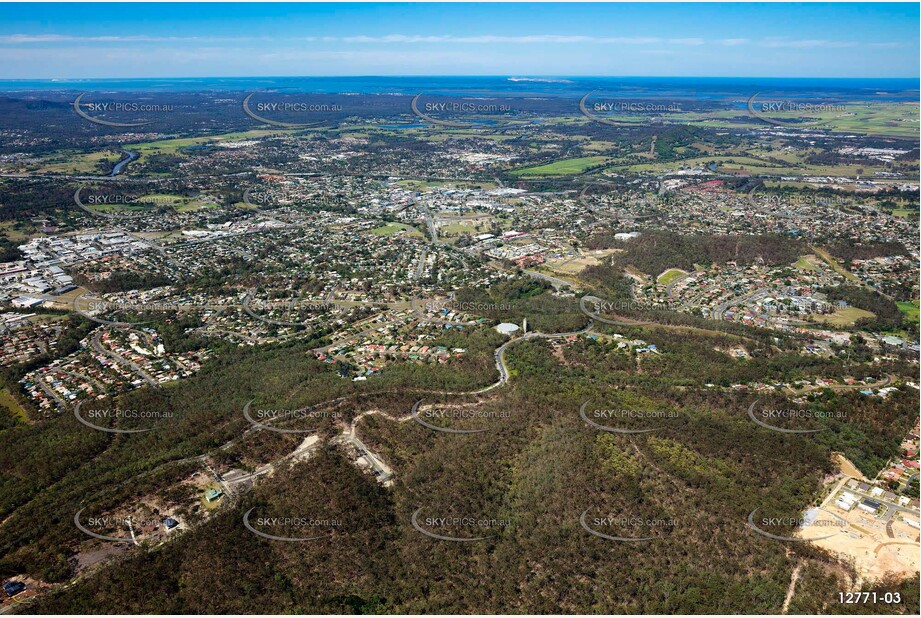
2, 74, 919, 81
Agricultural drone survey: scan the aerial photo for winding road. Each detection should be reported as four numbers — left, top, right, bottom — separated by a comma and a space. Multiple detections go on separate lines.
91, 331, 159, 388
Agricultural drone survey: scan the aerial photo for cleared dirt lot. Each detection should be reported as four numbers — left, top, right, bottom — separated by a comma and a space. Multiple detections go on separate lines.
803, 493, 920, 581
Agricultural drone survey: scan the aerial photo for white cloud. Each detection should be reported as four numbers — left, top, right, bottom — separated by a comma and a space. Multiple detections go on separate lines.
758, 38, 858, 49
0, 33, 708, 47
667, 38, 706, 46
0, 34, 260, 44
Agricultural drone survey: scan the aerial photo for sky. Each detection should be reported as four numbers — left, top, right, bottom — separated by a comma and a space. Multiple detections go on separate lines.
0, 2, 917, 79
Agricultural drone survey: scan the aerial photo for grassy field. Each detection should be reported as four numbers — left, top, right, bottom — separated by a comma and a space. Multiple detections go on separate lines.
667, 102, 920, 139
439, 222, 488, 236
0, 221, 33, 241
811, 246, 860, 282
544, 255, 606, 275
811, 307, 875, 327
510, 156, 611, 177
896, 300, 920, 323
82, 202, 154, 214
891, 209, 920, 220
0, 386, 28, 423
370, 223, 422, 237
141, 194, 216, 212
657, 268, 688, 285
127, 129, 296, 157
25, 129, 300, 175
615, 153, 887, 178
34, 150, 122, 174
793, 256, 819, 271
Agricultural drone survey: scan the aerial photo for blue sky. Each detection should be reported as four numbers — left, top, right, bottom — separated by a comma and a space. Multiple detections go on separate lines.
0, 2, 917, 78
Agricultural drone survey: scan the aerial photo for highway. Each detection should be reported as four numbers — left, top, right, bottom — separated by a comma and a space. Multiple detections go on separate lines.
524, 269, 578, 291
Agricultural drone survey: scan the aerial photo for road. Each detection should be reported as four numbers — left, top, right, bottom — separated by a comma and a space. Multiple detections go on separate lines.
14, 317, 606, 608
580, 295, 652, 327
782, 564, 802, 614
524, 269, 578, 291
821, 474, 919, 525
785, 374, 894, 396
309, 315, 406, 354
418, 202, 440, 244
413, 248, 428, 280
487, 322, 595, 391
222, 437, 322, 486
52, 368, 110, 397
409, 295, 478, 327
664, 270, 697, 297
91, 331, 159, 388
35, 375, 68, 411
581, 294, 770, 348
193, 327, 258, 344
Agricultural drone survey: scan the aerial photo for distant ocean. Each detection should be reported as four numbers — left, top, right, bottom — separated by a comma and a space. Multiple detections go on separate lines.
0, 76, 917, 101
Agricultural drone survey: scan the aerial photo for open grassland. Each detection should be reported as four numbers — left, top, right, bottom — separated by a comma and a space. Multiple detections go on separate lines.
811, 247, 860, 282
439, 222, 489, 235
370, 222, 423, 237
0, 386, 28, 423
613, 152, 889, 178
657, 268, 688, 285
896, 300, 920, 323
794, 256, 820, 272
890, 208, 919, 221
128, 129, 298, 157
811, 307, 875, 327
27, 129, 299, 175
130, 194, 217, 212
510, 155, 611, 177
668, 102, 919, 138
32, 150, 122, 174
0, 222, 33, 241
